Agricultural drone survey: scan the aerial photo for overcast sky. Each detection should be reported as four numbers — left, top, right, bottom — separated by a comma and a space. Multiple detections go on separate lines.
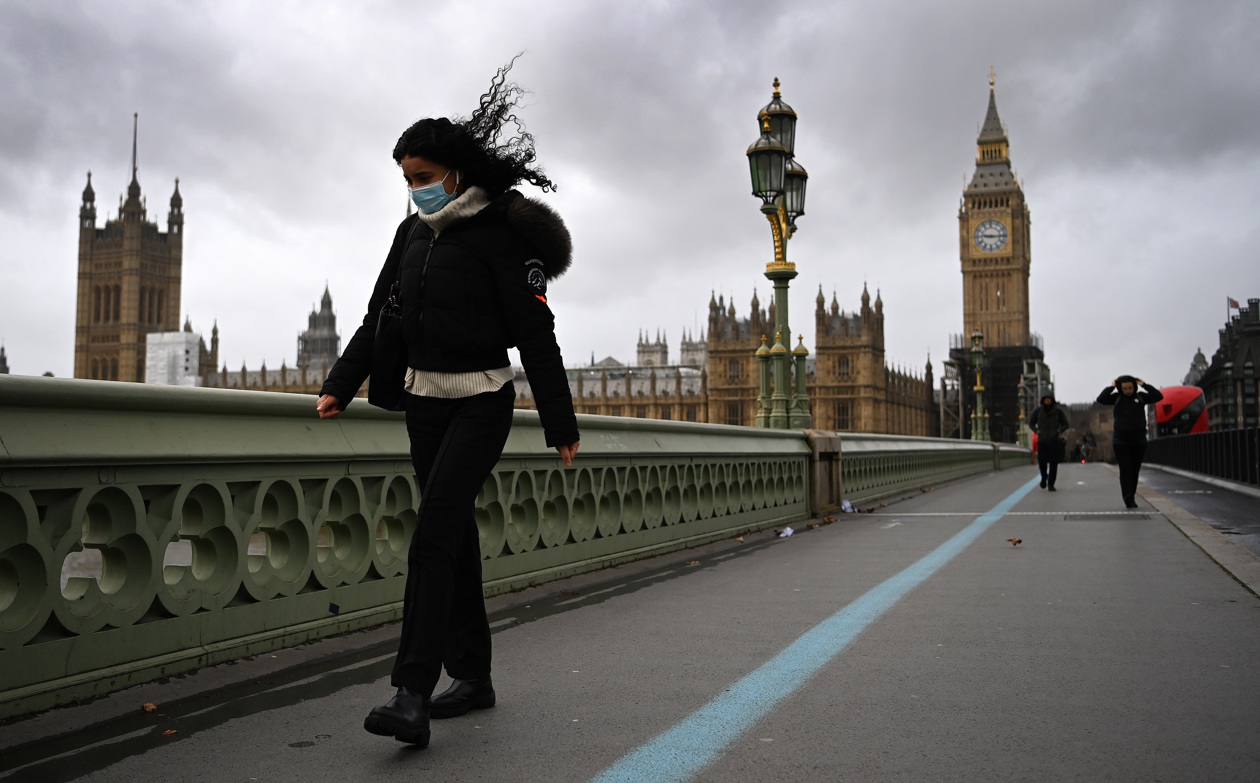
1, 0, 1256, 404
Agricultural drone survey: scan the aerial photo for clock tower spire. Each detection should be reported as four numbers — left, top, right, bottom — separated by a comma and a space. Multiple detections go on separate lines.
958, 70, 1030, 348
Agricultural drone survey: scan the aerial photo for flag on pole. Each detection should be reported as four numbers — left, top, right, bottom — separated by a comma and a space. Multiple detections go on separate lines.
1228, 297, 1241, 309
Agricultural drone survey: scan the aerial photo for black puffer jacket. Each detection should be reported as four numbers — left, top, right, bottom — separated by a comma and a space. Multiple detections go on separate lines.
1097, 383, 1163, 442
322, 189, 578, 447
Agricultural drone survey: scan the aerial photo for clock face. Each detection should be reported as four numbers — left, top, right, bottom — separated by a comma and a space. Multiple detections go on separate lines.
974, 220, 1008, 252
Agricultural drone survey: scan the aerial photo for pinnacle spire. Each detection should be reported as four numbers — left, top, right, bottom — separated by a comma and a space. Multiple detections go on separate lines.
124, 113, 142, 209
979, 76, 1006, 141
130, 112, 139, 183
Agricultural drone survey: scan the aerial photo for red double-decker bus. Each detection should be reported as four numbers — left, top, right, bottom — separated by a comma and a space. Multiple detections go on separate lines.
1155, 386, 1209, 436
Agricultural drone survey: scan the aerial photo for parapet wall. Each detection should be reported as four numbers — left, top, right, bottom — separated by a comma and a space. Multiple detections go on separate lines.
0, 376, 1026, 718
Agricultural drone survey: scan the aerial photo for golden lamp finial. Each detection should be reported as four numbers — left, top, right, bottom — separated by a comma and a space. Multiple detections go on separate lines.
773, 77, 781, 97
989, 66, 995, 89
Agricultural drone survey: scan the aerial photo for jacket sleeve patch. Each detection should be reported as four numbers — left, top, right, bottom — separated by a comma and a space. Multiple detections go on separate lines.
525, 258, 547, 298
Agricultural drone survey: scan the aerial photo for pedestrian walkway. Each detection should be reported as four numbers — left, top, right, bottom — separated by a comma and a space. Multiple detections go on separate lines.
3, 463, 1259, 782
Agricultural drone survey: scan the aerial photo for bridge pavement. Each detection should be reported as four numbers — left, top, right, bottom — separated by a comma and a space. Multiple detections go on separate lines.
3, 462, 1259, 782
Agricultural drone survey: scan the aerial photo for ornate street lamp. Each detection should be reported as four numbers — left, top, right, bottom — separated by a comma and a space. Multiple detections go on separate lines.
1016, 382, 1031, 448
747, 116, 788, 206
746, 78, 811, 429
784, 157, 808, 232
969, 327, 990, 441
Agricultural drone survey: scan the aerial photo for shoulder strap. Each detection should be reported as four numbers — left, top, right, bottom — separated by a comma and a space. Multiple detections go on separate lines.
383, 217, 425, 311
397, 216, 424, 286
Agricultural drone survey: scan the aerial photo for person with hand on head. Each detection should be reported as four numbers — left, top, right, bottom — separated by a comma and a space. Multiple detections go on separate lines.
1096, 375, 1163, 508
315, 58, 580, 748
1028, 392, 1069, 491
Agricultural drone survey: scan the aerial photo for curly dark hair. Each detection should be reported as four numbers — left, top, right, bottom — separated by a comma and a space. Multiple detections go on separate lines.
392, 55, 556, 195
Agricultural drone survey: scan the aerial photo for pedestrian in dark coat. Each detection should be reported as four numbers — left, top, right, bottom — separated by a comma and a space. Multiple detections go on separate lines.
316, 60, 579, 749
1029, 393, 1069, 490
1096, 375, 1163, 508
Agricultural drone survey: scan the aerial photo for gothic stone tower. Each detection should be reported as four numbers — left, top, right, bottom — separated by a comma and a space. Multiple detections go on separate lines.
75, 118, 183, 382
635, 330, 669, 367
958, 73, 1031, 349
297, 285, 342, 373
706, 291, 767, 425
811, 284, 884, 431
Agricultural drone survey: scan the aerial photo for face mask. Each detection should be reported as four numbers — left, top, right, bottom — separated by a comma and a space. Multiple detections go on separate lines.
409, 170, 457, 214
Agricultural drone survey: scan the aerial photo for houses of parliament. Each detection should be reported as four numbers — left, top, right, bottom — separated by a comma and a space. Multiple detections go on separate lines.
512, 283, 935, 436
74, 77, 1043, 439
73, 121, 345, 395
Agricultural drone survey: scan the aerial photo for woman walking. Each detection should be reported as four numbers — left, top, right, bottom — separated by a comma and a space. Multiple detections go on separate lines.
1096, 376, 1162, 508
316, 61, 579, 747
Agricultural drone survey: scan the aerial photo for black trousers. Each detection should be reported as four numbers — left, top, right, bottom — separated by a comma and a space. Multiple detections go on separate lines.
1037, 439, 1063, 488
1113, 438, 1148, 502
391, 383, 515, 695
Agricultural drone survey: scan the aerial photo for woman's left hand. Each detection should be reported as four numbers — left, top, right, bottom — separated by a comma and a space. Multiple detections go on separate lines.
556, 441, 580, 467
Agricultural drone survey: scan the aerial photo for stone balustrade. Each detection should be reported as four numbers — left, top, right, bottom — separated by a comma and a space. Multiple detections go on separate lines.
0, 376, 1026, 718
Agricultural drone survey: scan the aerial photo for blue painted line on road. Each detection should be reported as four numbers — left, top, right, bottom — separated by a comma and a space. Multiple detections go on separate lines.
590, 473, 1042, 783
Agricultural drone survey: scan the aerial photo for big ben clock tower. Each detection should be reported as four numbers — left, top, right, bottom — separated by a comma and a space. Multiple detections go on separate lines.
959, 71, 1030, 348
950, 72, 1048, 443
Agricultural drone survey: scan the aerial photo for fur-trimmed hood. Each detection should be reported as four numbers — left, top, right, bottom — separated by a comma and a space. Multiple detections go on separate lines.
504, 193, 572, 280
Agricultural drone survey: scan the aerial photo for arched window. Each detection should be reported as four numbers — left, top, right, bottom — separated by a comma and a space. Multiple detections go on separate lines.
139, 287, 147, 324
91, 359, 99, 379
727, 359, 740, 380
110, 358, 119, 380
113, 285, 121, 322
93, 287, 102, 323
156, 290, 164, 325
834, 401, 852, 430
102, 286, 111, 323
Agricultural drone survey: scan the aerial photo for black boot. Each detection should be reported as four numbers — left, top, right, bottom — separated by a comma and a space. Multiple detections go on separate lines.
430, 676, 496, 719
364, 686, 430, 746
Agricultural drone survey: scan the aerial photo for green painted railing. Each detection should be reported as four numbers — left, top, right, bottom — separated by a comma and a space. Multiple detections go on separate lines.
0, 376, 1027, 718
0, 377, 811, 717
819, 432, 1029, 504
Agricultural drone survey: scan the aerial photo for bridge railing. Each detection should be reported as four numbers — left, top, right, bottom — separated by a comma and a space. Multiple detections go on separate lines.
810, 431, 1025, 506
0, 376, 1026, 718
1146, 428, 1260, 487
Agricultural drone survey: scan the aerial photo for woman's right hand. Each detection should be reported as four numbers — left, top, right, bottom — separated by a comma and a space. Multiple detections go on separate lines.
556, 441, 580, 467
316, 394, 343, 420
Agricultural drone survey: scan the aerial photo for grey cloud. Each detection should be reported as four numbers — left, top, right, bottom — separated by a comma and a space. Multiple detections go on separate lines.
0, 0, 1256, 402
